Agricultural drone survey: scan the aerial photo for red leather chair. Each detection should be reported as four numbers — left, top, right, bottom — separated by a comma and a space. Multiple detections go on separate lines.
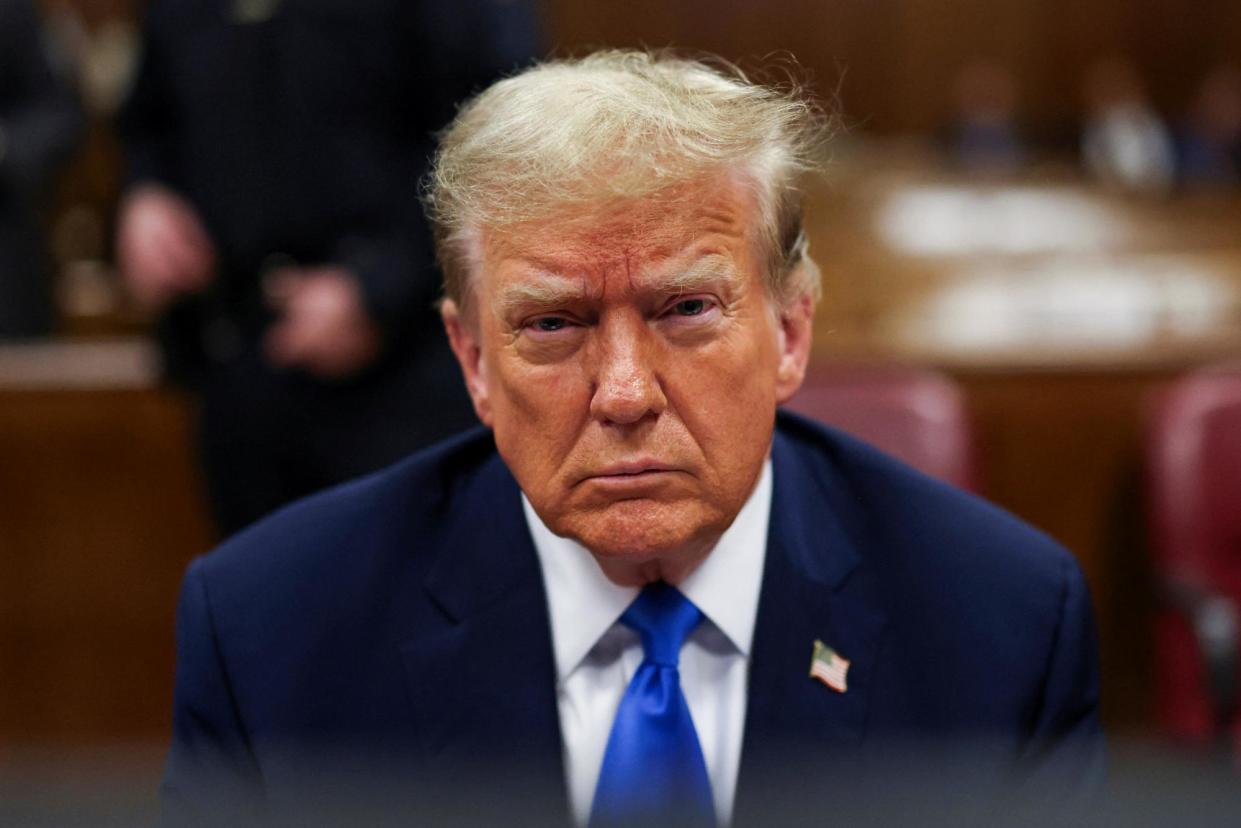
784, 363, 980, 492
1146, 366, 1241, 756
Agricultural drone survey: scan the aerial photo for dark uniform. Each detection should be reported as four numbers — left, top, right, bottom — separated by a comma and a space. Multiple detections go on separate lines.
119, 0, 541, 535
0, 0, 82, 338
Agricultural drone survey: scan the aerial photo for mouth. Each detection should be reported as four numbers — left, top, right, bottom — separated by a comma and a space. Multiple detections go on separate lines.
578, 460, 685, 488
589, 459, 678, 477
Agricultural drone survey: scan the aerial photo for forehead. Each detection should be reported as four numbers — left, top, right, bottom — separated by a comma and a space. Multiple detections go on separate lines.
478, 178, 760, 289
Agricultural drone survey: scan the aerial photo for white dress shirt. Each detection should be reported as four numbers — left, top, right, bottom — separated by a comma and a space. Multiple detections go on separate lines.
524, 458, 772, 826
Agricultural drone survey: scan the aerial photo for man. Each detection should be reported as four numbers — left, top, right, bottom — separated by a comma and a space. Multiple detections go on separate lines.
116, 0, 540, 535
163, 51, 1104, 826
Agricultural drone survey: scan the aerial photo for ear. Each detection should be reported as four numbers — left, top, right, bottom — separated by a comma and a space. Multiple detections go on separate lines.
441, 298, 494, 427
773, 289, 814, 405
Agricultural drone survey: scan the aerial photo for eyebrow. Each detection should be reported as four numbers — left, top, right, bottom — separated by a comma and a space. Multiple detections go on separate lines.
656, 254, 741, 295
495, 273, 593, 318
494, 254, 741, 318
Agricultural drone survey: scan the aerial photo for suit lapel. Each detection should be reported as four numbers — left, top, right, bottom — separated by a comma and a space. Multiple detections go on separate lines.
733, 427, 889, 825
399, 450, 568, 818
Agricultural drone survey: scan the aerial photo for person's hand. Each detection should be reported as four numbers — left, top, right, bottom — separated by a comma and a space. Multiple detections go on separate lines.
116, 185, 217, 310
263, 266, 382, 379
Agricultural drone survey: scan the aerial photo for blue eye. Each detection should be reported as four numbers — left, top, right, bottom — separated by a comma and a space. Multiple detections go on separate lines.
673, 299, 707, 316
534, 317, 568, 332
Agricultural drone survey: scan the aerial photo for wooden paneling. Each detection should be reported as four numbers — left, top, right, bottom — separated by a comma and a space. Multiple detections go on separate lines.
0, 385, 211, 746
544, 0, 1241, 133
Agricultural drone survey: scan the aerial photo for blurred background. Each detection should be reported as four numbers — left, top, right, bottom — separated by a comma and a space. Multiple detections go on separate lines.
4, 0, 1241, 822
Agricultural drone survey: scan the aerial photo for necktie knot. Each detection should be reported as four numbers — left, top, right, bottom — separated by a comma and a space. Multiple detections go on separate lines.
621, 582, 703, 667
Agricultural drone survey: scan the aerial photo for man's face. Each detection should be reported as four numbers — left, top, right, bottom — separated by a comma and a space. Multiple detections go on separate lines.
443, 177, 813, 577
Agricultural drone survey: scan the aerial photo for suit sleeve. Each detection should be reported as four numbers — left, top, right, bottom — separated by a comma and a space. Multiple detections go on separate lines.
160, 558, 264, 826
1018, 552, 1107, 798
116, 0, 181, 192
332, 214, 441, 337
341, 0, 543, 336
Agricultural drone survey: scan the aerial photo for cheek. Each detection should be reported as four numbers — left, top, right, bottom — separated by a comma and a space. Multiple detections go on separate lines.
493, 358, 586, 426
487, 354, 592, 481
667, 327, 779, 473
675, 318, 779, 414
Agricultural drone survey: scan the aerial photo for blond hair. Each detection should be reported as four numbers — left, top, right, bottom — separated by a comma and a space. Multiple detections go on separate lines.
425, 50, 829, 314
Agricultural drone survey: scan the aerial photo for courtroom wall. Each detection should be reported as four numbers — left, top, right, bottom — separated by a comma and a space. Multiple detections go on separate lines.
545, 0, 1241, 134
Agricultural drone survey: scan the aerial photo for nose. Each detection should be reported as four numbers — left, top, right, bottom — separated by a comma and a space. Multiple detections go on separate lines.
589, 314, 667, 426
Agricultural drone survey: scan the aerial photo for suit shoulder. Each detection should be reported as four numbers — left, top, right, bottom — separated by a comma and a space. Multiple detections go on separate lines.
774, 410, 1077, 591
191, 426, 502, 600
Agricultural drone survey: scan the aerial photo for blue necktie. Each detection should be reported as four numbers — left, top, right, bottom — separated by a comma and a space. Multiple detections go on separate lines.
589, 582, 716, 827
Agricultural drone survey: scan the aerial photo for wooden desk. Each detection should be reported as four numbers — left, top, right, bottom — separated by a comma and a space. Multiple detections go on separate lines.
807, 145, 1241, 369
0, 340, 211, 748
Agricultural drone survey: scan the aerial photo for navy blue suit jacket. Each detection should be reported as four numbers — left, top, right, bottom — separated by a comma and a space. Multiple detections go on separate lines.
163, 412, 1104, 825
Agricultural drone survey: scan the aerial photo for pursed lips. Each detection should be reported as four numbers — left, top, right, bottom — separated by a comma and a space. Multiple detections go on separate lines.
578, 460, 682, 483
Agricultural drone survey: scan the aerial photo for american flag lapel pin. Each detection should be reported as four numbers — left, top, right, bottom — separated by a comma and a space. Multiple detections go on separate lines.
809, 639, 850, 693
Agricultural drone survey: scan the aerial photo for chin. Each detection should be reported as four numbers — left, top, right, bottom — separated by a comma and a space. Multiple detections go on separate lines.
557, 498, 724, 562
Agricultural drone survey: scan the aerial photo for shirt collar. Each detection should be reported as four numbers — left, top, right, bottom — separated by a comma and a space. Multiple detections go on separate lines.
525, 457, 773, 684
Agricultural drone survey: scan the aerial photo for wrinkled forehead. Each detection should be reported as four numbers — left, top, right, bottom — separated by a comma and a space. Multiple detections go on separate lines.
477, 178, 762, 286
484, 216, 713, 274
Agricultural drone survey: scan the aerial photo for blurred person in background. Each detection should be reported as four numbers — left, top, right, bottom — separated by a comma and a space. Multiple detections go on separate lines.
946, 59, 1024, 177
0, 0, 83, 339
1176, 64, 1241, 190
115, 0, 542, 536
1081, 56, 1176, 194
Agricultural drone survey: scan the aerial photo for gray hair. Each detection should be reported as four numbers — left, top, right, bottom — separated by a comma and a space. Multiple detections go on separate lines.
425, 50, 830, 316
